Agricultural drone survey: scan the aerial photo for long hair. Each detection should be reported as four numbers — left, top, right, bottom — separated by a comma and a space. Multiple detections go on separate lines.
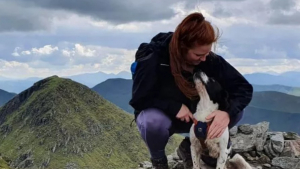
169, 12, 220, 99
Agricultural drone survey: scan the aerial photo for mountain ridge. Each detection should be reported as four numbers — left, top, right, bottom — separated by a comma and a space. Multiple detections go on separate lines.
0, 75, 182, 169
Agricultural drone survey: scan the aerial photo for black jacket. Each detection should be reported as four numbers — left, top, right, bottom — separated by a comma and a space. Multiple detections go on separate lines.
129, 32, 253, 120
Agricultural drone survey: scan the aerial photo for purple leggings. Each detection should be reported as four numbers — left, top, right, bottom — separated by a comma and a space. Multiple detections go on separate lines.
136, 108, 244, 159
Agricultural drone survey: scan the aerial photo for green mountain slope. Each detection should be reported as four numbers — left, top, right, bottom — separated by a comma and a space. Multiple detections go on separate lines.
0, 76, 183, 169
250, 91, 300, 113
92, 78, 133, 113
0, 89, 16, 107
240, 106, 300, 133
252, 84, 300, 96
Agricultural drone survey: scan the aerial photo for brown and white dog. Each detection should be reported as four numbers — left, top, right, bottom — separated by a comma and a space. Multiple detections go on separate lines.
189, 70, 252, 169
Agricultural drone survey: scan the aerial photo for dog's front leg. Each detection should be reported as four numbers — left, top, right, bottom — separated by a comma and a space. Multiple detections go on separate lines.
190, 127, 202, 169
216, 128, 230, 169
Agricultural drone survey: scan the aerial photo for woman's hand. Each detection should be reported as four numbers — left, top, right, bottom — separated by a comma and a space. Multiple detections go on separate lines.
205, 110, 230, 139
176, 104, 194, 123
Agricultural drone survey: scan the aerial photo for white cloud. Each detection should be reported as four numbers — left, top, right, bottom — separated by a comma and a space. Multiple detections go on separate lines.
11, 47, 20, 57
214, 44, 236, 58
12, 45, 59, 57
254, 46, 287, 58
31, 45, 58, 55
226, 58, 300, 74
4, 43, 136, 78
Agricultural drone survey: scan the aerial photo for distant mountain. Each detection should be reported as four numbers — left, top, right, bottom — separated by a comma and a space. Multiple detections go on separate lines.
93, 78, 300, 134
0, 71, 132, 93
0, 78, 42, 93
239, 106, 300, 133
64, 71, 132, 88
92, 78, 134, 113
250, 91, 300, 113
0, 89, 16, 107
252, 84, 300, 96
244, 71, 300, 87
0, 76, 182, 169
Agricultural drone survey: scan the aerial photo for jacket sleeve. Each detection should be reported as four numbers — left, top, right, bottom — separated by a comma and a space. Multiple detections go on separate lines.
129, 48, 182, 117
213, 55, 253, 117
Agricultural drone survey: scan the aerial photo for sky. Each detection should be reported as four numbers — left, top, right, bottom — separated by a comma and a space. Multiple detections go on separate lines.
0, 0, 300, 79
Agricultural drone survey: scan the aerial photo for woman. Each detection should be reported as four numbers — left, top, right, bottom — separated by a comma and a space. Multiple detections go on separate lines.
129, 12, 253, 169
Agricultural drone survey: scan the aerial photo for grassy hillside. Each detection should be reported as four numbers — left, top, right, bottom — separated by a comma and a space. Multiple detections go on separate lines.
92, 78, 134, 113
239, 106, 300, 133
0, 76, 183, 169
253, 84, 300, 96
250, 91, 300, 113
0, 89, 16, 107
0, 156, 11, 169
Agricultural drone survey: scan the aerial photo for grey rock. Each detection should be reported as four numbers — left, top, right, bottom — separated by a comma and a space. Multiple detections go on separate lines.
270, 132, 284, 154
231, 122, 269, 152
249, 151, 257, 157
264, 133, 285, 158
238, 124, 254, 134
257, 153, 271, 164
264, 140, 278, 159
283, 132, 300, 140
280, 139, 300, 158
243, 152, 256, 161
230, 126, 238, 136
262, 163, 271, 168
271, 157, 300, 169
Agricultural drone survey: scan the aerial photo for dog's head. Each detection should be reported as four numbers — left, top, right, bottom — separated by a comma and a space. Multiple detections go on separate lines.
193, 70, 229, 109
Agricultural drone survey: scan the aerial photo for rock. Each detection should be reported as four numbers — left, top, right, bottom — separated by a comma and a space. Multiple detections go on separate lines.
262, 163, 271, 168
137, 121, 300, 169
264, 140, 278, 159
238, 124, 254, 134
271, 157, 300, 169
257, 153, 271, 164
231, 122, 269, 152
249, 151, 257, 157
139, 161, 152, 168
283, 132, 300, 140
264, 132, 285, 158
243, 152, 256, 161
230, 126, 238, 136
270, 132, 284, 154
280, 139, 300, 158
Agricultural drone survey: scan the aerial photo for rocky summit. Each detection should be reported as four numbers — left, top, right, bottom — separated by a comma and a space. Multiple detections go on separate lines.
137, 122, 300, 169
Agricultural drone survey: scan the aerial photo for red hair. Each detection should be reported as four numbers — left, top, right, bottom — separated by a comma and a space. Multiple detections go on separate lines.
169, 12, 220, 99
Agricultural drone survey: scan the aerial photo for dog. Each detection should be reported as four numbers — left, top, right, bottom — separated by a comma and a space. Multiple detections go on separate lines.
189, 70, 252, 169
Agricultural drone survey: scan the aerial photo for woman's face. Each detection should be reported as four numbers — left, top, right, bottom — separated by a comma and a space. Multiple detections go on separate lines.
185, 44, 212, 66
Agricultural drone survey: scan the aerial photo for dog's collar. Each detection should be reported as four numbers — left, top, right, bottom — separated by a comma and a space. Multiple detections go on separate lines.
192, 118, 211, 139
192, 117, 232, 150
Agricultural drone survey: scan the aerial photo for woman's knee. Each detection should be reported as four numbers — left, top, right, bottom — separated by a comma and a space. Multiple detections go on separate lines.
136, 108, 172, 134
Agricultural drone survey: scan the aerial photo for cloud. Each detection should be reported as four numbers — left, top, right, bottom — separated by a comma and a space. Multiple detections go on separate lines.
268, 12, 300, 25
254, 46, 287, 59
269, 0, 295, 11
226, 58, 300, 74
3, 43, 136, 78
0, 1, 57, 33
0, 0, 257, 33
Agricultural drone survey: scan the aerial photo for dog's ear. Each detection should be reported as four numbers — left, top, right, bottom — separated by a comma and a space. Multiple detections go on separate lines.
204, 78, 229, 110
204, 77, 222, 103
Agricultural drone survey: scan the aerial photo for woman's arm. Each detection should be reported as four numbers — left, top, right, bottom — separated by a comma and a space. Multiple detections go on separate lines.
212, 54, 254, 117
